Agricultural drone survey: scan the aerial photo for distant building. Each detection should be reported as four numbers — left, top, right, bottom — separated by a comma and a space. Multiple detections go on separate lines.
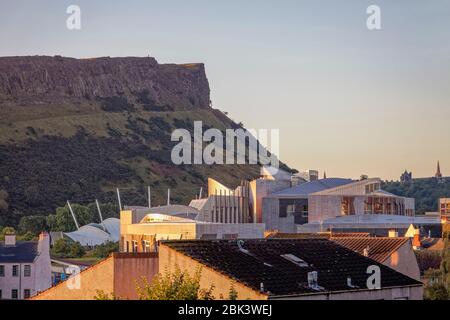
159, 239, 423, 300
0, 232, 51, 300
439, 198, 450, 222
262, 177, 421, 235
295, 170, 319, 182
400, 170, 413, 183
119, 205, 265, 253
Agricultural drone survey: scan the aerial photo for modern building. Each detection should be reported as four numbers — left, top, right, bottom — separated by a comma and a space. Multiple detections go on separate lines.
262, 177, 423, 235
439, 198, 450, 222
190, 168, 292, 224
159, 239, 423, 300
50, 218, 120, 247
0, 232, 51, 300
119, 205, 265, 253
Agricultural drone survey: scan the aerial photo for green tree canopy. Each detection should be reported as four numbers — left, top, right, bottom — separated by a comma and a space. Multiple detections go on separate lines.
137, 266, 214, 300
47, 203, 94, 232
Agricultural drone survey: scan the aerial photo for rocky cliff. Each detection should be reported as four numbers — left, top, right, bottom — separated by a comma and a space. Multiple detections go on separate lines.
0, 56, 210, 109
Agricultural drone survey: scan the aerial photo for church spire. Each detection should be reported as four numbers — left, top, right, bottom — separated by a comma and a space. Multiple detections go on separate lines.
323, 171, 327, 179
436, 161, 442, 180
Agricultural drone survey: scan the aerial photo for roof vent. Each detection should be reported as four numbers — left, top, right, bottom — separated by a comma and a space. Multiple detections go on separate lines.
307, 271, 323, 291
237, 240, 250, 254
347, 277, 358, 289
260, 282, 265, 293
281, 254, 309, 267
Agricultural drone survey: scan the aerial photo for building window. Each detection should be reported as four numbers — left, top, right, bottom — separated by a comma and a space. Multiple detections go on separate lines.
0, 265, 4, 277
0, 289, 2, 299
12, 265, 18, 277
24, 265, 31, 277
11, 289, 18, 299
132, 240, 138, 253
24, 289, 31, 299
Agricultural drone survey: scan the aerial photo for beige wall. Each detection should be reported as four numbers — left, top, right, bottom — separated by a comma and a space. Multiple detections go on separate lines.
159, 244, 267, 300
384, 241, 421, 281
32, 253, 158, 300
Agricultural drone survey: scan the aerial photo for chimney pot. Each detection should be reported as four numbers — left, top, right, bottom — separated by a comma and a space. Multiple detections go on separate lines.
5, 233, 16, 246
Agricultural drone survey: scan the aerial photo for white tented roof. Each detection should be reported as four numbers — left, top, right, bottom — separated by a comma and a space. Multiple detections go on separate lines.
65, 225, 112, 246
63, 218, 120, 246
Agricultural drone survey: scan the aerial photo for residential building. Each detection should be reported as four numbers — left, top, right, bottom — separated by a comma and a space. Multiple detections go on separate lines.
119, 205, 265, 253
331, 237, 421, 281
0, 232, 51, 300
439, 198, 450, 222
262, 177, 431, 235
159, 239, 423, 300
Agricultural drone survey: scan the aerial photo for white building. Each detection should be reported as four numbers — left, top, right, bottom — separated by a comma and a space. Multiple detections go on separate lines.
0, 232, 51, 300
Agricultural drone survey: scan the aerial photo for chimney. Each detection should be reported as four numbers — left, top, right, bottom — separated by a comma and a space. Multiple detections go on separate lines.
388, 230, 398, 238
363, 246, 370, 257
4, 233, 16, 246
38, 232, 50, 254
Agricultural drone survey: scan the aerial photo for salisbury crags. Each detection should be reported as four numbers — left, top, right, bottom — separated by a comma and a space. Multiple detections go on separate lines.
0, 56, 210, 109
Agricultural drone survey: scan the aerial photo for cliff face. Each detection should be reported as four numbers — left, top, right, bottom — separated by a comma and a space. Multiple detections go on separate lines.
0, 56, 210, 109
0, 56, 264, 223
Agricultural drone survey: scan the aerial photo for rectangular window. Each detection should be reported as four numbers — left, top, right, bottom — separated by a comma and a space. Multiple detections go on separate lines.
24, 289, 31, 299
0, 265, 4, 277
132, 240, 138, 253
12, 265, 18, 277
0, 289, 2, 299
24, 265, 31, 277
11, 289, 18, 299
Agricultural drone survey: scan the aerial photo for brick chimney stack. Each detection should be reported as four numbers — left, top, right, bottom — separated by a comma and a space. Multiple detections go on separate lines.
4, 232, 16, 246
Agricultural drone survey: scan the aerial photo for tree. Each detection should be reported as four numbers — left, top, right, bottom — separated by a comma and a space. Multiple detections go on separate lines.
229, 284, 238, 300
425, 283, 449, 300
90, 241, 119, 258
51, 238, 85, 258
18, 215, 47, 235
47, 203, 94, 232
136, 266, 214, 300
0, 189, 8, 211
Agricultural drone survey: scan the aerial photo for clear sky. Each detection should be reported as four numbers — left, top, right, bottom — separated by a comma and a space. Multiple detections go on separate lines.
1, 0, 449, 180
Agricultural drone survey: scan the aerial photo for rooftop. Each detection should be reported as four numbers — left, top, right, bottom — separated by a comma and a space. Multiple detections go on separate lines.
332, 237, 410, 263
272, 178, 353, 197
162, 239, 422, 297
0, 241, 39, 263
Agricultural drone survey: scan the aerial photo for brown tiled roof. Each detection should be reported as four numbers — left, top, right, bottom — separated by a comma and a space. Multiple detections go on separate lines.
332, 237, 410, 263
162, 239, 421, 297
265, 232, 370, 240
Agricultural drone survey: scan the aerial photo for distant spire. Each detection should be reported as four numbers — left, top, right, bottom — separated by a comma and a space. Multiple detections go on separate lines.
323, 171, 327, 179
436, 161, 443, 180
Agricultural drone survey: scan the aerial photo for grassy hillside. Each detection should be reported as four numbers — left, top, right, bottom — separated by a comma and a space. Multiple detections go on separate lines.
0, 92, 271, 225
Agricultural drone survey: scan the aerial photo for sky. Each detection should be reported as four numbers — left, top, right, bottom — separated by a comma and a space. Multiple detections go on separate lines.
0, 0, 449, 180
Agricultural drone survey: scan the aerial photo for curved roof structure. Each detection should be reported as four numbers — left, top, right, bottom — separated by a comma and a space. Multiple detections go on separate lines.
63, 218, 120, 246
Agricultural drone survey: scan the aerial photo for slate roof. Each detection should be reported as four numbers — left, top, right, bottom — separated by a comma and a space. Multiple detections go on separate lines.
332, 237, 410, 263
273, 178, 353, 197
162, 239, 422, 297
0, 241, 39, 263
